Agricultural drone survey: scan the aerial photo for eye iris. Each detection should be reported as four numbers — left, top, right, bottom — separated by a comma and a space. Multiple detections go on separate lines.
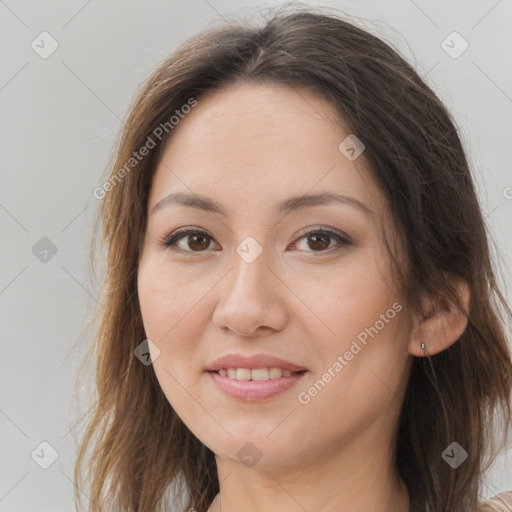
308, 233, 330, 251
188, 233, 210, 251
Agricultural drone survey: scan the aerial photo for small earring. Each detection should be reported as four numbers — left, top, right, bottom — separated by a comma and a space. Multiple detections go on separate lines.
421, 341, 427, 351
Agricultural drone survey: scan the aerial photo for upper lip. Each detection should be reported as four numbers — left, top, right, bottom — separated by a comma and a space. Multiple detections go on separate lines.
205, 353, 308, 372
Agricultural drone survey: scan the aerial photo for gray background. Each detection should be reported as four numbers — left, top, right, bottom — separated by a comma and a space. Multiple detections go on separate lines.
1, 0, 511, 510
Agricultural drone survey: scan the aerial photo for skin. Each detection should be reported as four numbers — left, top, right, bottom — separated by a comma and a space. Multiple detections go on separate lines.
137, 82, 469, 512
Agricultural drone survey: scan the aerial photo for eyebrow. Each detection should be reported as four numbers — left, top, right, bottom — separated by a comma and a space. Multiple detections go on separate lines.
151, 191, 373, 217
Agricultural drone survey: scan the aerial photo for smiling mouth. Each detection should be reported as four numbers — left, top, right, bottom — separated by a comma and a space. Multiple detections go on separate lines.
207, 368, 308, 401
209, 368, 308, 381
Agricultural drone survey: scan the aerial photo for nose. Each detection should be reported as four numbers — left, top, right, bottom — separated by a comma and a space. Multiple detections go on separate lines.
211, 246, 288, 337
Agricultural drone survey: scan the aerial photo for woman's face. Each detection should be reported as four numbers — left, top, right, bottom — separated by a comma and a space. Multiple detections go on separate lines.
137, 82, 414, 470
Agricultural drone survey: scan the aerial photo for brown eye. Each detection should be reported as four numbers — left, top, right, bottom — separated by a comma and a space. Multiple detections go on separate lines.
306, 232, 331, 251
161, 226, 349, 256
186, 233, 211, 251
292, 228, 350, 254
163, 229, 216, 252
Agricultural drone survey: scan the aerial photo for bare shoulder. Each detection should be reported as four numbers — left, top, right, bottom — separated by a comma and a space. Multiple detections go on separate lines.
478, 490, 512, 511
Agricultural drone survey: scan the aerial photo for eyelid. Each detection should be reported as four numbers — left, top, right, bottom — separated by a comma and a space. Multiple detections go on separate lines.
293, 225, 350, 244
158, 226, 218, 253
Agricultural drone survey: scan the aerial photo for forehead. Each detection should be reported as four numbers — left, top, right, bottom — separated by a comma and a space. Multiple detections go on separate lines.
148, 82, 382, 217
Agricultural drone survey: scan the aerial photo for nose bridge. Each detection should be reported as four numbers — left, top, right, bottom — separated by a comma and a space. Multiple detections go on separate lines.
212, 236, 286, 334
227, 237, 272, 302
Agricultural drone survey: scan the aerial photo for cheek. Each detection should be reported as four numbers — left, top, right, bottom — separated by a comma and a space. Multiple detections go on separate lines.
137, 256, 207, 341
137, 259, 200, 382
293, 252, 408, 406
294, 251, 398, 347
137, 262, 209, 426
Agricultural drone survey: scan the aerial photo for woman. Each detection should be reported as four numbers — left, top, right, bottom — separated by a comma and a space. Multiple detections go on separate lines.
73, 5, 512, 512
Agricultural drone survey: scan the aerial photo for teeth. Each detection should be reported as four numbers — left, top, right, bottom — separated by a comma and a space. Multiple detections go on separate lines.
217, 367, 295, 380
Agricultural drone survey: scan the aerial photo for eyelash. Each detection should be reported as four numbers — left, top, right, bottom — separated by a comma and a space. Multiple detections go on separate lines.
157, 226, 350, 257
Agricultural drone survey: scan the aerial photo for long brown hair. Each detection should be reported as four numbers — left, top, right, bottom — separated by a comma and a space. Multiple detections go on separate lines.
72, 5, 512, 512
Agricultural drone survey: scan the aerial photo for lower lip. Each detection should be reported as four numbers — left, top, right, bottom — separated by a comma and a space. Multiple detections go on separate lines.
207, 371, 308, 401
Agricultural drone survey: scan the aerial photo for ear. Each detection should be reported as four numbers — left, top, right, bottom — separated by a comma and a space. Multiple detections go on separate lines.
409, 280, 471, 357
